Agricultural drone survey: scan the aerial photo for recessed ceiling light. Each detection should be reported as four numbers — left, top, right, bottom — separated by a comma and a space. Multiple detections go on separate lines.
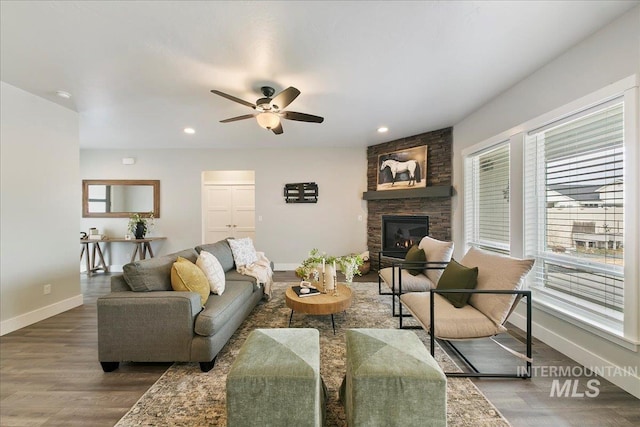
377, 126, 389, 133
184, 127, 196, 134
56, 90, 72, 99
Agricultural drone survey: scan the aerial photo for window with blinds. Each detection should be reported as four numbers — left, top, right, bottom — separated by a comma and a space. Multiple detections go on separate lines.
465, 142, 510, 254
525, 99, 624, 322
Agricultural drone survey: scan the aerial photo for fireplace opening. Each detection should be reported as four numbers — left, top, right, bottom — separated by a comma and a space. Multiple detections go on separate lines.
382, 215, 429, 258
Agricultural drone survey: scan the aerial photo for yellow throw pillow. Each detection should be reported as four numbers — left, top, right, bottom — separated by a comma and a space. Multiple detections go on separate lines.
171, 256, 210, 307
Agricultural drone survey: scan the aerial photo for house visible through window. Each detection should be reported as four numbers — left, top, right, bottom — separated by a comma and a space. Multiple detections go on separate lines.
525, 100, 624, 326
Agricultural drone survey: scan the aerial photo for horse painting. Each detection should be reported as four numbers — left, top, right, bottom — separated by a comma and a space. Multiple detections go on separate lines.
380, 159, 422, 186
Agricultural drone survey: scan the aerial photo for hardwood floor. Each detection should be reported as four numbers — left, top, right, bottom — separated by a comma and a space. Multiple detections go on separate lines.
1, 271, 638, 426
0, 273, 170, 427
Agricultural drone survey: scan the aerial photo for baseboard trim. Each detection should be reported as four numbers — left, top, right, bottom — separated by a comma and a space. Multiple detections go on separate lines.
274, 263, 297, 271
510, 311, 640, 399
0, 294, 84, 336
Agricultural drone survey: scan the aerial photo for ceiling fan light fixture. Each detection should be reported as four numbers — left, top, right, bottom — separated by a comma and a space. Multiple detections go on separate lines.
256, 112, 280, 130
211, 86, 322, 135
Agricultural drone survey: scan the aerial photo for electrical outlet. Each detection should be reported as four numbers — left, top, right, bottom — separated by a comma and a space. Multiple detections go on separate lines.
43, 284, 52, 295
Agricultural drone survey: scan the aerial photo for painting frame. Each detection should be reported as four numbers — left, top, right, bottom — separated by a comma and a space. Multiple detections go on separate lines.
377, 146, 427, 191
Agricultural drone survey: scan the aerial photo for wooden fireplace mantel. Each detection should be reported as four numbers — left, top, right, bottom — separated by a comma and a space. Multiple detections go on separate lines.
362, 185, 453, 201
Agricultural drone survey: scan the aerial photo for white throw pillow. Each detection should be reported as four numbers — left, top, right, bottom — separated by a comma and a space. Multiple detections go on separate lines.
196, 250, 226, 295
227, 237, 259, 267
418, 236, 454, 285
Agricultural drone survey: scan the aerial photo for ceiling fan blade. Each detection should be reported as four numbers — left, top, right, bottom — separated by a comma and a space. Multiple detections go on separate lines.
271, 122, 284, 135
271, 87, 300, 111
220, 114, 255, 123
211, 90, 256, 109
281, 111, 324, 123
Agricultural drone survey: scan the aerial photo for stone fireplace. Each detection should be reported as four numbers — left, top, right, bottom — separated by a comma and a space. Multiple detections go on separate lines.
364, 127, 452, 269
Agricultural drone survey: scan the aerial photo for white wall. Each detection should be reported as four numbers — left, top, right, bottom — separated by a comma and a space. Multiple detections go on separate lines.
452, 7, 640, 397
80, 148, 368, 270
1, 82, 82, 335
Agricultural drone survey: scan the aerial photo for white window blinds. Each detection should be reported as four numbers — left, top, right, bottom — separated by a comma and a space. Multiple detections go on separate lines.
525, 100, 624, 319
465, 142, 510, 254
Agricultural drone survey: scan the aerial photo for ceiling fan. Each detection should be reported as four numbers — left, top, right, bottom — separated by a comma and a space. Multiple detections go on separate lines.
210, 86, 324, 135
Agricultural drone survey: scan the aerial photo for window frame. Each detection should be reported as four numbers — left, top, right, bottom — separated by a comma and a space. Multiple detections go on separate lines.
461, 75, 639, 346
525, 99, 626, 328
464, 140, 511, 254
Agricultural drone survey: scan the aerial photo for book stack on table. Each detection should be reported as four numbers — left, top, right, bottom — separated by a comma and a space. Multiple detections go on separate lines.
292, 285, 321, 298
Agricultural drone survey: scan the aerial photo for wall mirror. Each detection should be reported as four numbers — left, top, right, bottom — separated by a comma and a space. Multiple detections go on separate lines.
82, 180, 160, 218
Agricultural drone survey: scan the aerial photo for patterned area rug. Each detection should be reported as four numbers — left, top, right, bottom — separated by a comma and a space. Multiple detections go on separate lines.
116, 282, 510, 426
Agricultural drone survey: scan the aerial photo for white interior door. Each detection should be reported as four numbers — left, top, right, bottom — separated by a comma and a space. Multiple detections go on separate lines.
232, 186, 256, 239
204, 184, 255, 243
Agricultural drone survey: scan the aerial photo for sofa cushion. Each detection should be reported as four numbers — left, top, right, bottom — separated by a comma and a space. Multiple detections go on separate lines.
404, 245, 426, 276
418, 236, 454, 285
227, 237, 258, 267
110, 274, 131, 292
194, 281, 255, 336
462, 247, 534, 326
400, 292, 507, 339
123, 248, 198, 292
196, 250, 226, 295
436, 259, 478, 308
171, 257, 210, 307
225, 270, 260, 291
379, 267, 436, 293
195, 240, 235, 272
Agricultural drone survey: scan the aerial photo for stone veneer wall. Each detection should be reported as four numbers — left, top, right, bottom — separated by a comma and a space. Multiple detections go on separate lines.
366, 127, 452, 268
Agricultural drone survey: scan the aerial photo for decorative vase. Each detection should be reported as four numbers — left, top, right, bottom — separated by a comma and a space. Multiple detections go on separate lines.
134, 222, 146, 239
323, 264, 336, 293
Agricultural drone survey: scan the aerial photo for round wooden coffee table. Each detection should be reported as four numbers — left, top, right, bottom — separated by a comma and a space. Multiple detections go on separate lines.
285, 284, 353, 334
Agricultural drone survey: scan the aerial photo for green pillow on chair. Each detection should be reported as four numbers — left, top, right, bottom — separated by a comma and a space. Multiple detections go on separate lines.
404, 245, 426, 276
436, 259, 478, 308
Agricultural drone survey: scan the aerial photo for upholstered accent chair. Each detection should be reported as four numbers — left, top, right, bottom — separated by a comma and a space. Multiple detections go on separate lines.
400, 246, 534, 378
378, 236, 453, 316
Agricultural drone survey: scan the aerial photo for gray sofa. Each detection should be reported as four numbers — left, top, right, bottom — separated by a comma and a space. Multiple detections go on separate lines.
97, 239, 264, 372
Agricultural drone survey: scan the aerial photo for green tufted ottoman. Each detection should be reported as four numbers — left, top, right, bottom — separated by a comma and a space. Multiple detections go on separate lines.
226, 328, 325, 427
340, 329, 446, 427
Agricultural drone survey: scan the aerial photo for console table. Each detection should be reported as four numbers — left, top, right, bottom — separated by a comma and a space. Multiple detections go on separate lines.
80, 237, 167, 276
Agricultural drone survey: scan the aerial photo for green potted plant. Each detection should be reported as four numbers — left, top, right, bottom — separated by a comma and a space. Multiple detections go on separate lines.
295, 249, 326, 281
336, 253, 364, 283
296, 248, 363, 284
127, 212, 154, 239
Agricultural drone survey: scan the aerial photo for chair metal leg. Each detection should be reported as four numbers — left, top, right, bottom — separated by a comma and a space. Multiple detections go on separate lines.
441, 339, 531, 378
430, 291, 533, 379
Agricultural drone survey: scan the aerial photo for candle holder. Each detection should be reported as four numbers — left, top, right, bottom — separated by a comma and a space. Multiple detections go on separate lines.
321, 268, 328, 294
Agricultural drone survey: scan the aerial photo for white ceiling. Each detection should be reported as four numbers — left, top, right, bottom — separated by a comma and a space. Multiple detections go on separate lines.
1, 1, 637, 149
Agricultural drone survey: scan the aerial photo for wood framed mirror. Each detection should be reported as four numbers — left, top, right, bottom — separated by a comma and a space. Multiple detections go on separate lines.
82, 179, 160, 218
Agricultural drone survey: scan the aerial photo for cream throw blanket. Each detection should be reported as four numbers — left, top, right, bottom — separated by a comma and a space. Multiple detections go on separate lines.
237, 251, 274, 299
